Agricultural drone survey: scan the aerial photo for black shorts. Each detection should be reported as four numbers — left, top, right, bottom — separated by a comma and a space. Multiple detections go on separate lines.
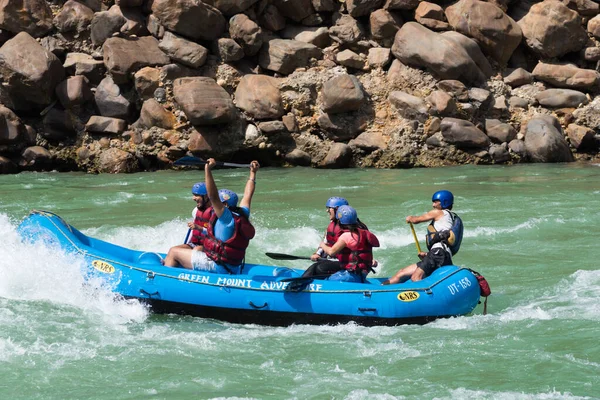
417, 247, 452, 277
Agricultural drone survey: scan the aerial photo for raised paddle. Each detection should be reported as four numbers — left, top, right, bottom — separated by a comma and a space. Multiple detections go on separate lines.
409, 222, 422, 254
265, 252, 326, 261
174, 156, 250, 168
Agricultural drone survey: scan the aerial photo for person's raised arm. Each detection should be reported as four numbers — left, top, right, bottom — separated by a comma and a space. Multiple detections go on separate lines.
239, 160, 260, 210
205, 158, 225, 218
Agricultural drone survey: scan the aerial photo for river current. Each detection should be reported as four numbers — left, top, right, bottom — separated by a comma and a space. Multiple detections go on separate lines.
1, 163, 599, 399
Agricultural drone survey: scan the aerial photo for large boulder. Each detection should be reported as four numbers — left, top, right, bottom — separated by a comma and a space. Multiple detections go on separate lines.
97, 148, 139, 173
445, 0, 522, 64
173, 77, 236, 125
229, 13, 263, 56
321, 74, 365, 114
203, 0, 259, 16
0, 105, 26, 145
535, 89, 589, 108
0, 0, 53, 37
391, 22, 489, 84
53, 0, 94, 33
234, 75, 284, 120
0, 32, 65, 111
517, 0, 587, 59
159, 32, 208, 69
524, 115, 574, 162
440, 117, 490, 149
103, 36, 171, 84
259, 39, 321, 75
152, 0, 226, 41
94, 76, 132, 120
532, 62, 600, 91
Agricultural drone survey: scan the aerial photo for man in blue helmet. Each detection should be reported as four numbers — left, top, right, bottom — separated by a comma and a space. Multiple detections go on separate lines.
383, 190, 463, 284
163, 158, 259, 274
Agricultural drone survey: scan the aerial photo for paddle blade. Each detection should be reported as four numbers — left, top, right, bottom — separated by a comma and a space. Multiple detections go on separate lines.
265, 252, 314, 261
174, 156, 206, 166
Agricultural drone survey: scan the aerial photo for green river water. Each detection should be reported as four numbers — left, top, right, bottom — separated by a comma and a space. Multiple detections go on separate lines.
0, 163, 599, 399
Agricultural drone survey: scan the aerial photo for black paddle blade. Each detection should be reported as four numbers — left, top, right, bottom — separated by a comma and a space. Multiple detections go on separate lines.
173, 156, 206, 166
265, 252, 312, 261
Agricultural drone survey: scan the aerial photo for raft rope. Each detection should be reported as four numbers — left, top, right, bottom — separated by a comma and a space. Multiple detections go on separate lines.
29, 210, 474, 295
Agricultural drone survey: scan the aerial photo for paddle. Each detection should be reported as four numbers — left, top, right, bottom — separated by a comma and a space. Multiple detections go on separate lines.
183, 228, 191, 244
409, 222, 422, 253
265, 252, 326, 261
174, 156, 250, 168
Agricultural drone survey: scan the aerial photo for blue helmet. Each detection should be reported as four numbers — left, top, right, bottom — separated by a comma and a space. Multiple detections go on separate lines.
336, 205, 358, 225
326, 196, 349, 209
192, 182, 207, 196
432, 190, 454, 209
218, 189, 238, 207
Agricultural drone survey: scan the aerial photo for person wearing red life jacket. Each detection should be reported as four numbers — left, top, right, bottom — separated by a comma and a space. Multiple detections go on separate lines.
311, 197, 368, 261
163, 158, 259, 274
383, 190, 463, 284
164, 182, 213, 256
302, 205, 379, 282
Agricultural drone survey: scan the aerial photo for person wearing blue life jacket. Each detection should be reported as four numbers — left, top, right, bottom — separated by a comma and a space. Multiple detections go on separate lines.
311, 197, 368, 261
383, 190, 463, 284
163, 158, 259, 274
301, 205, 379, 282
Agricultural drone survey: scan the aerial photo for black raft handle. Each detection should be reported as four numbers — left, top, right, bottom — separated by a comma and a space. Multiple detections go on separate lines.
249, 301, 268, 309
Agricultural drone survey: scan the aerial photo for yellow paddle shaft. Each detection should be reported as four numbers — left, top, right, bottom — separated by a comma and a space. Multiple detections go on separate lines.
409, 222, 422, 253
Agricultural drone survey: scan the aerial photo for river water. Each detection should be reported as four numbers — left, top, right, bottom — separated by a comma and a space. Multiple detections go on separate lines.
1, 164, 599, 399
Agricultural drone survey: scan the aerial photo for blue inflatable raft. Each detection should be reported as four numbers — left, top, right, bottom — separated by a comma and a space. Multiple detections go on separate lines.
18, 210, 484, 326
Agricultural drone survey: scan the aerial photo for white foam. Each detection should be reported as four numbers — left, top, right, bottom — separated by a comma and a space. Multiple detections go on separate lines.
0, 213, 149, 327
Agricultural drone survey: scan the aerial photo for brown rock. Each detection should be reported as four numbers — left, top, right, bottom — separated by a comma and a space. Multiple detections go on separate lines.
440, 117, 490, 149
0, 0, 53, 37
532, 62, 600, 91
321, 143, 352, 168
0, 32, 65, 111
152, 0, 226, 41
159, 31, 208, 69
86, 116, 127, 135
518, 0, 587, 59
103, 36, 171, 84
392, 22, 488, 84
445, 0, 522, 64
173, 77, 236, 125
98, 148, 139, 173
566, 123, 597, 151
235, 75, 284, 120
229, 13, 263, 56
55, 76, 93, 109
134, 67, 161, 101
0, 105, 26, 145
135, 99, 177, 129
259, 39, 321, 75
53, 0, 94, 33
524, 114, 574, 162
20, 146, 52, 169
284, 149, 311, 166
321, 74, 364, 114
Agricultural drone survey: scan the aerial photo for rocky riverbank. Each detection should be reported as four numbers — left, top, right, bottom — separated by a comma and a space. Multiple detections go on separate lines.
1, 0, 600, 174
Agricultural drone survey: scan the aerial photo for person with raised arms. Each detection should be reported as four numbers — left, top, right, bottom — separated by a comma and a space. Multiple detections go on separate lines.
301, 205, 379, 282
383, 190, 463, 284
163, 158, 259, 274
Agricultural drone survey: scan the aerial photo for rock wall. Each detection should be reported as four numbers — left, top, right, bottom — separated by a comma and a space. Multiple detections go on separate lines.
1, 0, 599, 174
